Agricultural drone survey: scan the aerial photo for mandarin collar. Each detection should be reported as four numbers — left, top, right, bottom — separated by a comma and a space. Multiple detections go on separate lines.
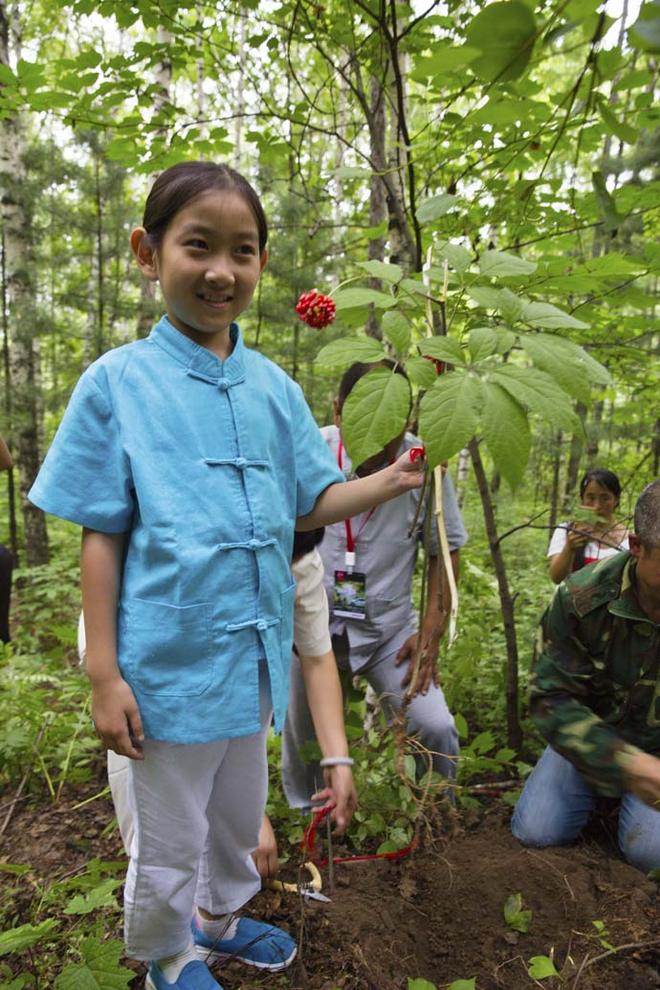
149, 315, 246, 384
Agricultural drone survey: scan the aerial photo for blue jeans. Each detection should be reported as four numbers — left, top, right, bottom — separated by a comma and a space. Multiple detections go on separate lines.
511, 747, 660, 874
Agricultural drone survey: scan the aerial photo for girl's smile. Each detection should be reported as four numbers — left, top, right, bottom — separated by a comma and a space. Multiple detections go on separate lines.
132, 188, 268, 358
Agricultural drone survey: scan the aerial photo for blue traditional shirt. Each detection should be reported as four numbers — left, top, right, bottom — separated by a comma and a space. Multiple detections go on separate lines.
29, 316, 343, 743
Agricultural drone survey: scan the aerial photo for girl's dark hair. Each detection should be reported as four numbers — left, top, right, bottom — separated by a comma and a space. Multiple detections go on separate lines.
578, 468, 621, 501
142, 161, 268, 252
292, 528, 325, 562
573, 467, 621, 571
337, 360, 409, 412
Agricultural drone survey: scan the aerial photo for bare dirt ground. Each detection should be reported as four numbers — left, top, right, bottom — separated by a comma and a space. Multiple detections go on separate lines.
2, 778, 658, 990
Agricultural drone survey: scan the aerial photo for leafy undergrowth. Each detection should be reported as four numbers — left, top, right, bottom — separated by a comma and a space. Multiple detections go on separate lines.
1, 779, 658, 989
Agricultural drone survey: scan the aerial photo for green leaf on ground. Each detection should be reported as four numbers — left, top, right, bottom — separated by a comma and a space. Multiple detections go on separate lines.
0, 920, 58, 956
481, 384, 531, 488
316, 336, 385, 368
527, 955, 559, 979
419, 372, 482, 467
448, 980, 477, 990
341, 367, 411, 469
503, 892, 533, 932
54, 938, 133, 989
64, 877, 122, 915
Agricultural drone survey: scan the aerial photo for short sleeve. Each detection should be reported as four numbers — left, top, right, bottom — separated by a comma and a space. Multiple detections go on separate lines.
28, 371, 135, 533
291, 548, 331, 656
547, 525, 568, 557
289, 382, 343, 517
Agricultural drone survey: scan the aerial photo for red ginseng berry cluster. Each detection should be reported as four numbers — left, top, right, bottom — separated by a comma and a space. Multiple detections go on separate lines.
295, 289, 336, 329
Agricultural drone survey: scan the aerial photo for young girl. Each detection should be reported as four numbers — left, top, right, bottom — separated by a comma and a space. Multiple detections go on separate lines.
29, 161, 422, 990
548, 468, 629, 584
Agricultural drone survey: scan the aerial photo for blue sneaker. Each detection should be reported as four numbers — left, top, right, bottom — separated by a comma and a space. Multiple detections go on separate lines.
192, 915, 297, 971
146, 960, 224, 990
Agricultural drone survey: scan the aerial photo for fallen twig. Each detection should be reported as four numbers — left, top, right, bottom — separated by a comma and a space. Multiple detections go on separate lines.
572, 937, 660, 989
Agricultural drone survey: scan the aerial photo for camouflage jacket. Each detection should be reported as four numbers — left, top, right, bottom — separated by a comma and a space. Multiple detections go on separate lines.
530, 551, 660, 797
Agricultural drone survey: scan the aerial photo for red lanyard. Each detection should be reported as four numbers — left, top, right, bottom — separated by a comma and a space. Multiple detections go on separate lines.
338, 438, 376, 553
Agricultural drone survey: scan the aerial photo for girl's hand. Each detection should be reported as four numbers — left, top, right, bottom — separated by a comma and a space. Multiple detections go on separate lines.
566, 524, 591, 551
313, 765, 358, 833
389, 447, 426, 494
91, 676, 144, 760
252, 814, 279, 879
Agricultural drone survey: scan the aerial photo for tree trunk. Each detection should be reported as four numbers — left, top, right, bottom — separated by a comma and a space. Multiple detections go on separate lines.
548, 431, 563, 533
0, 1, 48, 565
365, 76, 386, 340
469, 438, 522, 752
563, 402, 586, 511
1, 235, 18, 563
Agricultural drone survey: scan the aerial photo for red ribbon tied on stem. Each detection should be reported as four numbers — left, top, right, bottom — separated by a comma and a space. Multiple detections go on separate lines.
409, 446, 426, 463
295, 290, 336, 329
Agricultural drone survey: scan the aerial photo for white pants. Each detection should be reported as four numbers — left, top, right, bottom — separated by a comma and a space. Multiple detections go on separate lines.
122, 669, 272, 961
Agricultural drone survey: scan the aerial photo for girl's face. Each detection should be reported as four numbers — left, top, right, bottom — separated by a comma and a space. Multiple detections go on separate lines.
134, 188, 267, 354
581, 479, 618, 521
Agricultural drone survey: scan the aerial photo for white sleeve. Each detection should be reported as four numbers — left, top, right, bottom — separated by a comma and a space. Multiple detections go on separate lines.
547, 524, 569, 557
291, 548, 331, 657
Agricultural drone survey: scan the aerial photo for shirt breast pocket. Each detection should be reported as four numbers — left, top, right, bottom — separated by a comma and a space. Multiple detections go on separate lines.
121, 599, 213, 697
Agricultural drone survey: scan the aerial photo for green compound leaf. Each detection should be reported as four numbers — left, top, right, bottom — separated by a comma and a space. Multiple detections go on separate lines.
489, 366, 580, 432
406, 356, 439, 388
592, 171, 623, 233
419, 372, 482, 468
436, 241, 472, 274
520, 301, 589, 330
527, 955, 559, 979
466, 1, 537, 82
597, 98, 638, 145
503, 891, 533, 933
468, 327, 500, 362
0, 920, 58, 956
316, 336, 385, 368
519, 332, 610, 401
381, 310, 411, 354
357, 260, 404, 283
341, 367, 411, 470
333, 287, 396, 310
479, 250, 537, 277
420, 337, 466, 365
416, 194, 458, 223
54, 939, 133, 990
481, 384, 531, 489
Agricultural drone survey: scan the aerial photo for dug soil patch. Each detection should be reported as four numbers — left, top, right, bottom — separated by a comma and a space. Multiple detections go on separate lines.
2, 792, 658, 989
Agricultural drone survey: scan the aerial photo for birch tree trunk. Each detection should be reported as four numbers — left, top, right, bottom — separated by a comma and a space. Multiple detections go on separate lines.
0, 0, 48, 565
136, 26, 172, 339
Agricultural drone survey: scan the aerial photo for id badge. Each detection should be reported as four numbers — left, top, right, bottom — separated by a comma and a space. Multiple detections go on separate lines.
333, 569, 367, 620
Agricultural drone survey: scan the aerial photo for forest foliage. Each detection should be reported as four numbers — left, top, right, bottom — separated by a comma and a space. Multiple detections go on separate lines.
0, 0, 658, 984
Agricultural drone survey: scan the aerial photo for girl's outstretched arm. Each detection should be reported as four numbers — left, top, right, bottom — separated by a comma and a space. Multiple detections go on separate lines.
81, 528, 144, 760
297, 448, 424, 530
